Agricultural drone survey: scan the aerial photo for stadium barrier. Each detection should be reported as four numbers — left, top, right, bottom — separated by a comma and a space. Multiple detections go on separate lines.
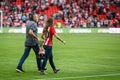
1, 27, 120, 33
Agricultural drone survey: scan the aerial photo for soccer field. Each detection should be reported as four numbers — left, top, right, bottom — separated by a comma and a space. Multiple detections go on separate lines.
0, 33, 120, 80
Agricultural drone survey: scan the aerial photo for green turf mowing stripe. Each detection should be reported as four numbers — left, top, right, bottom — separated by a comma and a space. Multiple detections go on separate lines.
34, 73, 120, 80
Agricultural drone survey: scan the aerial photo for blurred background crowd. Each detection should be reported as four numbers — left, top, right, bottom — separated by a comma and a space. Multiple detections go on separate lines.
0, 0, 120, 28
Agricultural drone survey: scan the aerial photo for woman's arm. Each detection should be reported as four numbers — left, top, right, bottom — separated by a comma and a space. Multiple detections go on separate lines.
54, 33, 65, 44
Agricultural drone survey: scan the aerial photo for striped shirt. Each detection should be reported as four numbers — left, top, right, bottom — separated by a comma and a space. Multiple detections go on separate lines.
43, 26, 56, 46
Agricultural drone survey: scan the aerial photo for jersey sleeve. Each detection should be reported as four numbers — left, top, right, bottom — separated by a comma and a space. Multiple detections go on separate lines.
51, 27, 56, 35
30, 23, 37, 31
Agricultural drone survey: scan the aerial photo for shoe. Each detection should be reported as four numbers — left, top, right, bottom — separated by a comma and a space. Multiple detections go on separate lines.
53, 68, 60, 73
16, 68, 24, 73
40, 70, 48, 75
38, 68, 47, 72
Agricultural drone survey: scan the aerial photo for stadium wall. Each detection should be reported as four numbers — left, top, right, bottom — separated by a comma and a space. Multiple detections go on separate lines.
1, 27, 120, 34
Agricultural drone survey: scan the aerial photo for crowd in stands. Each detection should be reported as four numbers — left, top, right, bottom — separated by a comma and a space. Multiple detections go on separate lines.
0, 0, 120, 28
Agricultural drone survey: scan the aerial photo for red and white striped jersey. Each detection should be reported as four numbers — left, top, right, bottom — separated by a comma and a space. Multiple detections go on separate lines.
42, 26, 56, 46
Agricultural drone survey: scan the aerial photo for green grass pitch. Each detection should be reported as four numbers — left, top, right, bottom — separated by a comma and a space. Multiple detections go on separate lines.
0, 33, 120, 80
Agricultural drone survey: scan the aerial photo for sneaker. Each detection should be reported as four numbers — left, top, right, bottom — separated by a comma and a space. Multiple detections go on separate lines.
16, 68, 24, 73
38, 68, 47, 72
53, 68, 60, 73
40, 70, 48, 75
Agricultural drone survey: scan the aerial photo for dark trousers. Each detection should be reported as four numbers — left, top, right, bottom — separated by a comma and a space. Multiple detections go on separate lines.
17, 44, 42, 70
42, 45, 55, 70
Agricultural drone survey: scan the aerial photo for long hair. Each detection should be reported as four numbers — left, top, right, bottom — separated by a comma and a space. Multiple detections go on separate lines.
43, 18, 53, 35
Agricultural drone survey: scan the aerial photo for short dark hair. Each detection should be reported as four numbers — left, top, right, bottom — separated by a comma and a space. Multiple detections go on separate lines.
29, 13, 34, 21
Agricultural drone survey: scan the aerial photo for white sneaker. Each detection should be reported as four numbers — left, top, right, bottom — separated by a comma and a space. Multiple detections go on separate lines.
40, 70, 48, 75
16, 68, 24, 73
53, 68, 60, 73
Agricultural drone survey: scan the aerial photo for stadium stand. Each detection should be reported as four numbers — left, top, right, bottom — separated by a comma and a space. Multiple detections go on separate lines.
0, 0, 120, 28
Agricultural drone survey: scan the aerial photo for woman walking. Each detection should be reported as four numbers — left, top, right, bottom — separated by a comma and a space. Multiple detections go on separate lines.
40, 18, 65, 74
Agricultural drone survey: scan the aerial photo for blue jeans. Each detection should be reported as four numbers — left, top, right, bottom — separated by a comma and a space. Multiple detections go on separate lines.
17, 44, 42, 70
42, 45, 55, 70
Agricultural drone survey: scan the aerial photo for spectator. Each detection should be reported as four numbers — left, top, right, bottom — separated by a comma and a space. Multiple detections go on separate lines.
1, 0, 120, 28
21, 4, 25, 12
116, 0, 120, 9
104, 18, 109, 27
51, 0, 58, 5
21, 13, 27, 23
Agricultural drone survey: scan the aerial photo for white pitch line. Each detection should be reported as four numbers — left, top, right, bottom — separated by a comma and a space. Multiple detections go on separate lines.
34, 73, 120, 80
